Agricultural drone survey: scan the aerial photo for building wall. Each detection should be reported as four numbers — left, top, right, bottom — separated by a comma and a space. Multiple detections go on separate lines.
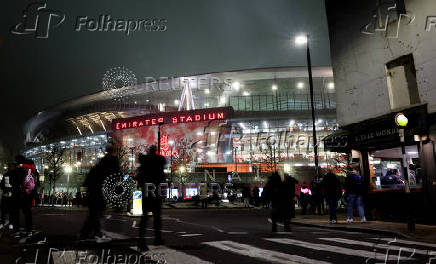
328, 0, 436, 126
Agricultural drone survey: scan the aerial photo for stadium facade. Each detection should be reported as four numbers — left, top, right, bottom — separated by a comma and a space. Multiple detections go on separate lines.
23, 67, 343, 196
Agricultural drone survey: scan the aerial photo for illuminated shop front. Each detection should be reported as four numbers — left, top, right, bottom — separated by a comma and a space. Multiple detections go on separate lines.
324, 105, 432, 221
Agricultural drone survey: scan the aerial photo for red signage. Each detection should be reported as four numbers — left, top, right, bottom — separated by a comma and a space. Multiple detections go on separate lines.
113, 107, 233, 131
160, 135, 178, 157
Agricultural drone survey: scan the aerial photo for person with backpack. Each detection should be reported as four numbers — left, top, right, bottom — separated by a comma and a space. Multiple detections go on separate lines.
10, 155, 35, 236
80, 146, 120, 243
345, 168, 366, 223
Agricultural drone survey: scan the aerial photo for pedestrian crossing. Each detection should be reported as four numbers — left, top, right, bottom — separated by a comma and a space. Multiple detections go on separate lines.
47, 232, 435, 264
203, 240, 332, 264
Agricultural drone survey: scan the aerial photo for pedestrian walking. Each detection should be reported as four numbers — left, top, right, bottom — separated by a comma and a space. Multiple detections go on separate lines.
76, 192, 82, 207
265, 167, 297, 232
242, 185, 251, 208
80, 146, 120, 243
321, 169, 341, 223
252, 186, 260, 207
137, 145, 166, 251
199, 182, 208, 209
299, 183, 311, 215
345, 168, 366, 223
9, 156, 35, 237
0, 163, 15, 230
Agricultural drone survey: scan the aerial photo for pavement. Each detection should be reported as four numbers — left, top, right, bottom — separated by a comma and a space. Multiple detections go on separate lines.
291, 212, 436, 243
1, 206, 436, 263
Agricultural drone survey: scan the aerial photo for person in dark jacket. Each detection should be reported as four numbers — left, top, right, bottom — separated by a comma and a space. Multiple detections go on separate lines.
345, 169, 366, 223
252, 186, 260, 207
9, 156, 34, 236
80, 146, 120, 242
321, 170, 341, 223
137, 145, 167, 251
265, 167, 297, 232
0, 163, 15, 229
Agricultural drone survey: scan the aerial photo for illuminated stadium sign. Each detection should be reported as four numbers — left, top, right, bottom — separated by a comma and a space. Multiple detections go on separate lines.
113, 107, 233, 130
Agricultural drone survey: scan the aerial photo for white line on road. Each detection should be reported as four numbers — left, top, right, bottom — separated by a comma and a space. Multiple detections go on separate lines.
180, 234, 203, 237
130, 246, 213, 264
227, 232, 248, 235
132, 220, 137, 228
320, 237, 428, 256
265, 238, 410, 261
371, 237, 436, 249
212, 226, 225, 233
204, 240, 332, 264
105, 215, 112, 220
102, 230, 129, 240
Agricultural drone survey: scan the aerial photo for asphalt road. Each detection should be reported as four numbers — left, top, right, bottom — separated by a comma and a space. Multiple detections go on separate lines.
1, 207, 436, 264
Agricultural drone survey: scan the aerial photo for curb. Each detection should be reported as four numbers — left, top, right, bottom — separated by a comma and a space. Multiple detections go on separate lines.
290, 220, 411, 239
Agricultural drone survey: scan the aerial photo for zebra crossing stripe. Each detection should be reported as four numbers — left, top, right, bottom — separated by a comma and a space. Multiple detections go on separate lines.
371, 238, 436, 249
320, 237, 427, 256
227, 232, 248, 235
265, 238, 409, 261
203, 240, 332, 264
180, 234, 203, 237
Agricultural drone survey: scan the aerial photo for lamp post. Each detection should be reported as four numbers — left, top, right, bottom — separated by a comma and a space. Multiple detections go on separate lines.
295, 34, 319, 178
395, 112, 415, 231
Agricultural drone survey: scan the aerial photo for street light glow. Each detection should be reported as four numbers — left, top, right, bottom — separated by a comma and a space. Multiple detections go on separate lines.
272, 84, 278, 91
295, 35, 308, 45
243, 91, 250, 96
327, 82, 335, 89
297, 82, 304, 89
64, 165, 72, 174
232, 81, 240, 91
174, 99, 179, 105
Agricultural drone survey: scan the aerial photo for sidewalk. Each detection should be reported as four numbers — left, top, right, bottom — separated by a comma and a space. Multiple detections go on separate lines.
291, 212, 436, 243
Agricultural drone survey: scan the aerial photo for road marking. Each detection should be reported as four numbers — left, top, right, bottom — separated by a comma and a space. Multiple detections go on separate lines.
102, 230, 129, 240
180, 234, 203, 237
105, 215, 112, 220
227, 232, 248, 235
204, 240, 331, 264
132, 220, 137, 228
371, 238, 436, 249
320, 237, 427, 256
130, 246, 213, 264
265, 238, 409, 261
212, 226, 225, 233
146, 228, 173, 233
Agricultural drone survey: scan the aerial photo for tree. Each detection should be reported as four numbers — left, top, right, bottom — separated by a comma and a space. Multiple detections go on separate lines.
44, 145, 65, 205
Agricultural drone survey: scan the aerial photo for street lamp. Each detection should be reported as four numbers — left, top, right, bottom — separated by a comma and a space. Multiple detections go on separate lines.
295, 34, 319, 177
64, 165, 72, 194
395, 112, 415, 231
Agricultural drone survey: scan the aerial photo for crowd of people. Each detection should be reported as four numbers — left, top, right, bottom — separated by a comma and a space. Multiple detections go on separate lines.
0, 144, 370, 250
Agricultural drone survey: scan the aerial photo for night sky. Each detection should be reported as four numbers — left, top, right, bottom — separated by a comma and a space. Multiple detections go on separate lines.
0, 0, 331, 157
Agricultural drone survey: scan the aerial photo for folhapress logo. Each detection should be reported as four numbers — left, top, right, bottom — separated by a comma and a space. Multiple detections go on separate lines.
11, 2, 65, 39
361, 1, 415, 39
